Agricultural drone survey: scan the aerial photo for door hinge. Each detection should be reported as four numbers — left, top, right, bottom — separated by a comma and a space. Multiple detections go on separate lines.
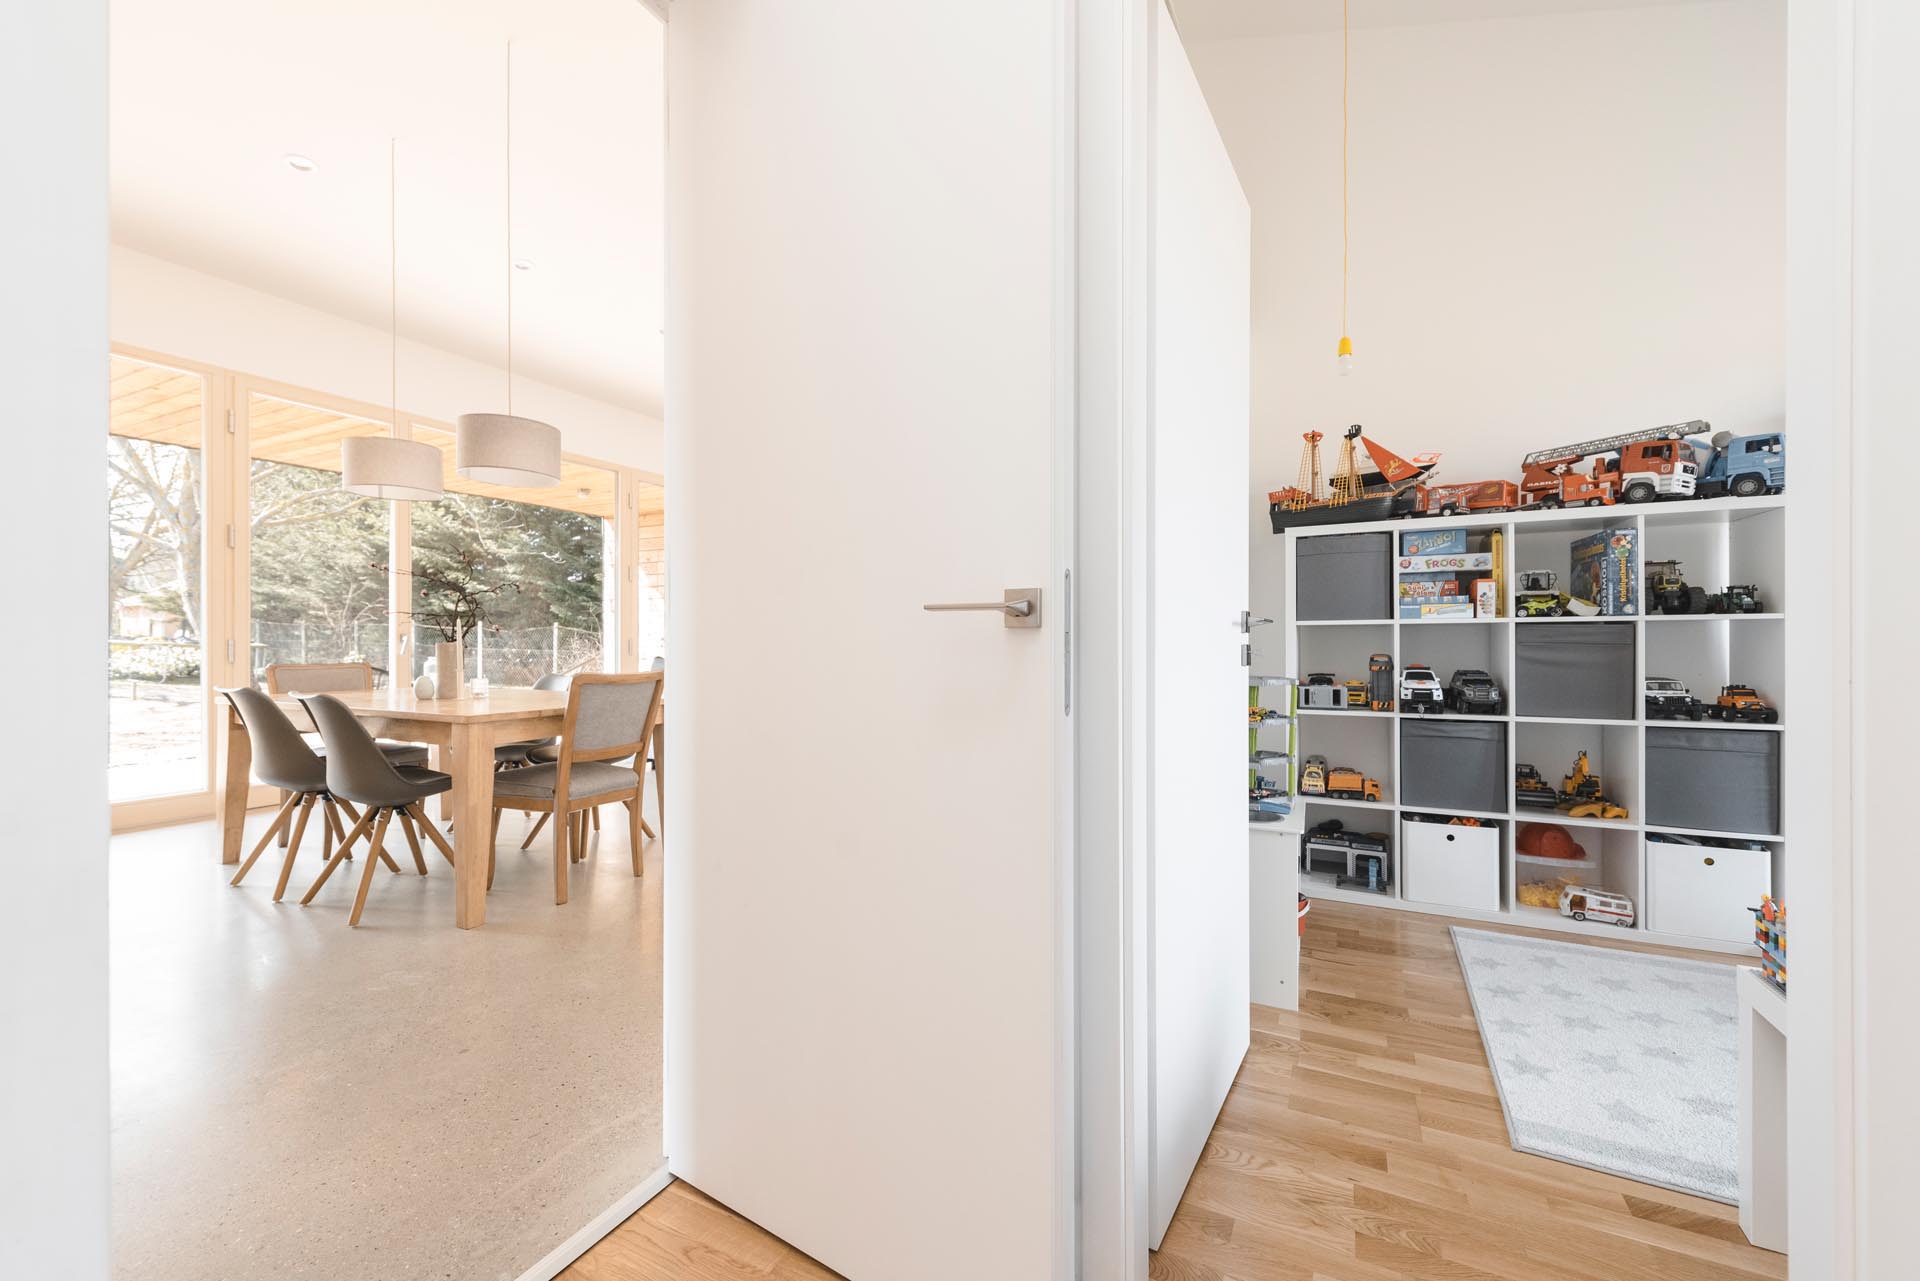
1242, 642, 1252, 667
226, 523, 236, 549
226, 408, 235, 434
1063, 568, 1072, 715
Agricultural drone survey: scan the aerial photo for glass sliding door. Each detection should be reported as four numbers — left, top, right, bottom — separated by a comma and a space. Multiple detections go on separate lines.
108, 355, 212, 804
408, 423, 615, 685
243, 390, 395, 685
633, 479, 666, 665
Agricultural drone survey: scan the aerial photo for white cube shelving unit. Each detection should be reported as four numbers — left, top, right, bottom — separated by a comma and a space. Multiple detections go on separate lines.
1281, 495, 1785, 954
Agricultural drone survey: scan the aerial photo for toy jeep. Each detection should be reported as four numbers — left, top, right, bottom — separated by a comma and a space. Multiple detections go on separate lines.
1644, 676, 1704, 720
1399, 664, 1443, 714
1445, 668, 1503, 714
1300, 672, 1345, 709
1708, 584, 1765, 614
1707, 684, 1778, 723
1514, 763, 1560, 809
1515, 569, 1565, 617
1646, 558, 1708, 614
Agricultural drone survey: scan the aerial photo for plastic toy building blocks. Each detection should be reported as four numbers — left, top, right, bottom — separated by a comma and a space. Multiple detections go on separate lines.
1445, 669, 1503, 714
1752, 894, 1787, 991
1399, 665, 1443, 714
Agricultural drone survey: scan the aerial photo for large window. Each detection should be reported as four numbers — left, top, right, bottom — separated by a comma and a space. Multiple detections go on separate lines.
108, 356, 209, 802
246, 394, 394, 684
409, 424, 614, 685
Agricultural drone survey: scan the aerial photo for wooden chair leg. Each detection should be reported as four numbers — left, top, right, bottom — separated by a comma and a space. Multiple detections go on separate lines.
627, 797, 644, 877
397, 810, 429, 875
409, 803, 457, 866
349, 810, 393, 927
301, 805, 376, 904
654, 761, 664, 830
591, 805, 601, 832
487, 819, 498, 891
270, 794, 318, 902
520, 812, 550, 850
336, 798, 363, 859
491, 808, 502, 849
276, 788, 293, 847
640, 814, 657, 840
552, 804, 571, 905
230, 792, 301, 887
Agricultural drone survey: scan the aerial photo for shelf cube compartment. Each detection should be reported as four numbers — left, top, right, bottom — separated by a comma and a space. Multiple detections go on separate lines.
1402, 814, 1502, 912
1514, 621, 1635, 720
1514, 721, 1641, 822
1400, 719, 1506, 815
1645, 834, 1774, 943
1645, 726, 1781, 836
1296, 532, 1393, 621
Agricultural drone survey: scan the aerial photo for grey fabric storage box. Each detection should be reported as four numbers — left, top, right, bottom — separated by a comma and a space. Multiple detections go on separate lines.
1400, 719, 1507, 815
1514, 623, 1635, 720
1296, 533, 1391, 621
1646, 727, 1781, 835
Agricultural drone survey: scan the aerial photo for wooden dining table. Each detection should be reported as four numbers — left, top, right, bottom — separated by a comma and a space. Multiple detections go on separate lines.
216, 686, 570, 929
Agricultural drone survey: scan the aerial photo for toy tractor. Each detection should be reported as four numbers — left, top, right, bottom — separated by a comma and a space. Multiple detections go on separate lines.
1514, 763, 1560, 809
1707, 584, 1765, 614
1515, 569, 1565, 617
1646, 559, 1708, 615
1560, 749, 1628, 820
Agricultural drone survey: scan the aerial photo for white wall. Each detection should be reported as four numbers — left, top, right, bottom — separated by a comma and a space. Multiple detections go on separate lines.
112, 246, 664, 473
1147, 0, 1252, 1250
1181, 0, 1786, 654
0, 2, 111, 1277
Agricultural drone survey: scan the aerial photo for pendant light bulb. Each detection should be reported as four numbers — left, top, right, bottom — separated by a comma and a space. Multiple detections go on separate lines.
1337, 335, 1355, 377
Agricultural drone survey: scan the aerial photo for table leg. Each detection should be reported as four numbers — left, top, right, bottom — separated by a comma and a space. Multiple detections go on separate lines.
1738, 984, 1789, 1252
451, 722, 496, 929
216, 705, 252, 866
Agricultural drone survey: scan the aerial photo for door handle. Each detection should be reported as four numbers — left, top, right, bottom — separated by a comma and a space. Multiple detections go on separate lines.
923, 588, 1042, 629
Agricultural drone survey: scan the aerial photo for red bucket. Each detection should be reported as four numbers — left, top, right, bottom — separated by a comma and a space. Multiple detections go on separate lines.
1297, 893, 1311, 937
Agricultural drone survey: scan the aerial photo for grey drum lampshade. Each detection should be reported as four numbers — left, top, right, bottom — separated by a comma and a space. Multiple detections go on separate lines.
340, 436, 444, 501
455, 413, 562, 486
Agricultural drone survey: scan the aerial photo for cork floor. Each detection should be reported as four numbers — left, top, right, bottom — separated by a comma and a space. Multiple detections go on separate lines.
110, 802, 664, 1281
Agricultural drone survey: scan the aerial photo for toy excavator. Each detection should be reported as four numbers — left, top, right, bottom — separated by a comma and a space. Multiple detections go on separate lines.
1559, 750, 1628, 820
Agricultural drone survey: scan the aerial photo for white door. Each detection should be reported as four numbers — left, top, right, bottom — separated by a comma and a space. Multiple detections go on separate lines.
1147, 0, 1253, 1249
663, 5, 1065, 1280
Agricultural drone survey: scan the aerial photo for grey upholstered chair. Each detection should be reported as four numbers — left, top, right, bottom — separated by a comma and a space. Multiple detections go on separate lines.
294, 692, 459, 926
490, 672, 664, 904
218, 687, 384, 901
500, 671, 574, 769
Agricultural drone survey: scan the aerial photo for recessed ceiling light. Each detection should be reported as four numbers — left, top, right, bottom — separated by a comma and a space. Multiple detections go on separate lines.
575, 487, 592, 500
512, 258, 534, 272
284, 154, 318, 173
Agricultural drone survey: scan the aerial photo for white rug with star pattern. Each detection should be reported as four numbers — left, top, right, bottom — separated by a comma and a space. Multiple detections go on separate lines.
1451, 926, 1739, 1202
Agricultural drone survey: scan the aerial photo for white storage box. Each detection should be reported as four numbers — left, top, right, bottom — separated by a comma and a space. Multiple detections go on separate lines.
1646, 839, 1770, 943
1401, 817, 1501, 912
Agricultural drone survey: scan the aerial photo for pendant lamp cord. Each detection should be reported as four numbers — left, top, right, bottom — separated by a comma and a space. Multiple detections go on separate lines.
506, 41, 515, 418
1341, 0, 1350, 340
389, 137, 398, 432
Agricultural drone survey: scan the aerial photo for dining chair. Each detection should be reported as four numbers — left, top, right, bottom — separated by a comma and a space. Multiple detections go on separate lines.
294, 692, 459, 926
265, 661, 430, 767
491, 671, 663, 904
217, 687, 386, 900
498, 671, 573, 770
518, 661, 660, 849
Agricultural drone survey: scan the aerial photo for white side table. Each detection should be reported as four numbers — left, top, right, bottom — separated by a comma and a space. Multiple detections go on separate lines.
1250, 820, 1301, 1011
1736, 965, 1787, 1254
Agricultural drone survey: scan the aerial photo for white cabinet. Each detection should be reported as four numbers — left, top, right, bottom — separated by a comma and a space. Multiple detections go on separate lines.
1250, 826, 1301, 1011
1402, 818, 1501, 912
1647, 840, 1770, 943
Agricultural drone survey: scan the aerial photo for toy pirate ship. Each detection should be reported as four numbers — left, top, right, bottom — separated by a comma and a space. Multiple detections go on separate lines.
1268, 424, 1439, 531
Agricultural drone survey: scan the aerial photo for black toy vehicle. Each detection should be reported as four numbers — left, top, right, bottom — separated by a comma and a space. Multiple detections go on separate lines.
1644, 676, 1705, 720
1707, 584, 1765, 614
1445, 668, 1504, 714
1305, 818, 1388, 855
1514, 763, 1559, 809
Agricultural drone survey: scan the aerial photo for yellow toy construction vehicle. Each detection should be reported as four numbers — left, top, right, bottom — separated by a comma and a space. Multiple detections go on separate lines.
1559, 749, 1628, 820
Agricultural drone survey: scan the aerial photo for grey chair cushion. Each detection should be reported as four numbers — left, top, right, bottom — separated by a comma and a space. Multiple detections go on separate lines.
492, 761, 639, 801
525, 742, 560, 765
378, 742, 430, 767
574, 682, 656, 754
392, 766, 453, 798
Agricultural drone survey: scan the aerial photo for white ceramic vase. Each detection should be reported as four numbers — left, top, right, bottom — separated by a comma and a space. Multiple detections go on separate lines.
434, 640, 466, 699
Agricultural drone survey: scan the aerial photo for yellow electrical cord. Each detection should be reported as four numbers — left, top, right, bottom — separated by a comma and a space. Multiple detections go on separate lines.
1340, 0, 1350, 360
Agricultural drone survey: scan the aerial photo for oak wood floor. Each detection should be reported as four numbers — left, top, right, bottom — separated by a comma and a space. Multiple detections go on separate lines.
565, 900, 1785, 1281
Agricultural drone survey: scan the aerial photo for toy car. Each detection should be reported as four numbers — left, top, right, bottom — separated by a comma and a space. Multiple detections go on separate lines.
1299, 755, 1328, 795
1445, 668, 1503, 714
1515, 763, 1559, 809
1399, 664, 1443, 714
1560, 885, 1635, 927
1708, 584, 1765, 614
1367, 653, 1395, 711
1707, 684, 1778, 723
1248, 703, 1285, 726
1300, 672, 1344, 709
1325, 766, 1382, 803
1646, 558, 1708, 614
1644, 676, 1704, 720
1516, 569, 1565, 617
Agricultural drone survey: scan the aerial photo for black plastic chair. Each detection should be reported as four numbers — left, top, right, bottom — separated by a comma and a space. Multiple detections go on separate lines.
218, 688, 387, 901
295, 692, 459, 926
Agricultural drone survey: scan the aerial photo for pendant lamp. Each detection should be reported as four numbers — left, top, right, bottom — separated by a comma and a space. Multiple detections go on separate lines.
1336, 0, 1355, 377
344, 138, 444, 501
457, 41, 562, 487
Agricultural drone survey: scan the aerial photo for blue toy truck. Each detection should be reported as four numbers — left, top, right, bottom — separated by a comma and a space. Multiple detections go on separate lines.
1688, 430, 1785, 499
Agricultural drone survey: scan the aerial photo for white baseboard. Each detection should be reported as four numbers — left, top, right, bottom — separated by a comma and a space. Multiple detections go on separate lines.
514, 1163, 675, 1281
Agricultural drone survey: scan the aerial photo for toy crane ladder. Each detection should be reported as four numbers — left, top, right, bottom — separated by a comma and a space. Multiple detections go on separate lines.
1520, 419, 1710, 470
1286, 430, 1327, 510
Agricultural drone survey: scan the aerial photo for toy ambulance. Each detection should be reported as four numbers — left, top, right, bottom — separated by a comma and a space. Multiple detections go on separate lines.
1559, 885, 1635, 928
